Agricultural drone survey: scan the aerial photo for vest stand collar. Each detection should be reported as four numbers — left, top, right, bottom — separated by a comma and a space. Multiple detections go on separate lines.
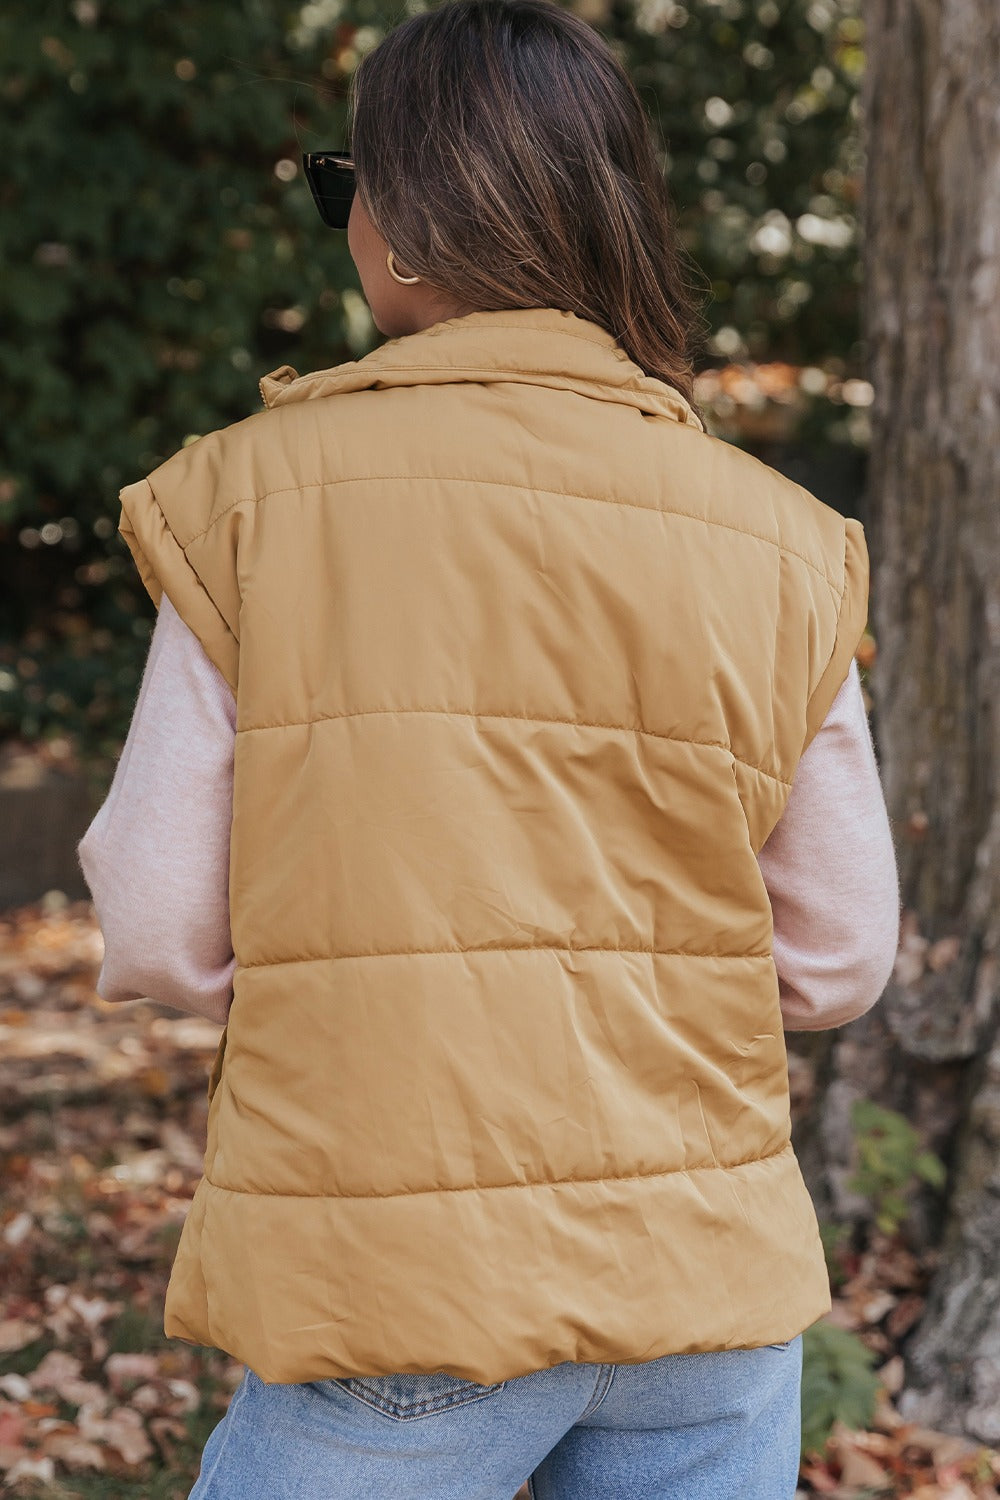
259, 305, 704, 431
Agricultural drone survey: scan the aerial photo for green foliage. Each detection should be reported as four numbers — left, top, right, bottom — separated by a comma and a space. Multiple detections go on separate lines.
0, 0, 371, 759
107, 1304, 169, 1355
801, 1319, 880, 1457
603, 0, 864, 369
0, 1336, 54, 1381
849, 1100, 947, 1237
0, 0, 865, 761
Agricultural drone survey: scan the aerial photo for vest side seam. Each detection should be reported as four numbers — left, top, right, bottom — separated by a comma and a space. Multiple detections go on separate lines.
236, 946, 776, 969
234, 707, 794, 787
203, 1141, 795, 1201
182, 476, 841, 592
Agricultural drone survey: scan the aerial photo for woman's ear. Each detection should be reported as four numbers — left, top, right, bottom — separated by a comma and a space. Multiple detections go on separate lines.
345, 192, 473, 338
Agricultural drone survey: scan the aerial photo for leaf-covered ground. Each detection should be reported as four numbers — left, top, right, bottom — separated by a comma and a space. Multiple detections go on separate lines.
1, 898, 998, 1498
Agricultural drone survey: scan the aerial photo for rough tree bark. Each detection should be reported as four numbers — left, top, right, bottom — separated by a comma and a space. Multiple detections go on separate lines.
798, 0, 1000, 1439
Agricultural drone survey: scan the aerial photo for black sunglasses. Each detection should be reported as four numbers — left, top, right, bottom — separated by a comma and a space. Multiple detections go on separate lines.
302, 151, 355, 231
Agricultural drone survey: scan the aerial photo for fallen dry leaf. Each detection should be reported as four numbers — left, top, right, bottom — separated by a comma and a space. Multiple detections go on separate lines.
0, 1318, 42, 1353
78, 1403, 154, 1465
4, 1453, 56, 1483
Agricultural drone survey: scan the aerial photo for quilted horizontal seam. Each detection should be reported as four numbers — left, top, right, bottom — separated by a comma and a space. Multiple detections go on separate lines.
237, 945, 774, 970
204, 1141, 793, 1201
236, 706, 794, 787
182, 474, 841, 594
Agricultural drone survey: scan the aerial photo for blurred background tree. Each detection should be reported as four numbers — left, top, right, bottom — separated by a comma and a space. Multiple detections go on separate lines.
802, 0, 1000, 1442
0, 0, 865, 769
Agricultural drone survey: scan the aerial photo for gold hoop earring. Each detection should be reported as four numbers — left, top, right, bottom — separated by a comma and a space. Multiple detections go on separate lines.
386, 249, 421, 286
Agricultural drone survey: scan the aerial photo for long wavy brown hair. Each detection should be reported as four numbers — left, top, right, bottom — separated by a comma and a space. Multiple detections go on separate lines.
347, 0, 707, 411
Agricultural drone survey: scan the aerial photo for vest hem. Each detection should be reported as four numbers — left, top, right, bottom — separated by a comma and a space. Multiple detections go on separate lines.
165, 1144, 833, 1387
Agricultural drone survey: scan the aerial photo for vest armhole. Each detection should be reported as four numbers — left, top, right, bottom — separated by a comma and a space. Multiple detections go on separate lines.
119, 478, 240, 695
801, 517, 870, 757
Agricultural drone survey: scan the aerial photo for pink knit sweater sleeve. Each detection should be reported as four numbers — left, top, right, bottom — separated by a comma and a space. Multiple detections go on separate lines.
757, 656, 901, 1029
77, 596, 901, 1031
77, 594, 237, 1026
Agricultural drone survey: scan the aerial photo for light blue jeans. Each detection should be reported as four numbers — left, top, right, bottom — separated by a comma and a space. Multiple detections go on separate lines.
188, 1336, 802, 1499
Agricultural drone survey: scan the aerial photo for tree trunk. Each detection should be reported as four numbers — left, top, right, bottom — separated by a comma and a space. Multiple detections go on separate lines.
810, 0, 1000, 1439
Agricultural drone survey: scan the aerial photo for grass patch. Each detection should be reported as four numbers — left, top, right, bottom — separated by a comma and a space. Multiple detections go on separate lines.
106, 1306, 170, 1355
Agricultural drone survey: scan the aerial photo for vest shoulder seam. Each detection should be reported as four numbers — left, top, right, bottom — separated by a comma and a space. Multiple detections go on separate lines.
237, 945, 775, 970
182, 475, 841, 593
203, 1141, 793, 1202
235, 706, 794, 787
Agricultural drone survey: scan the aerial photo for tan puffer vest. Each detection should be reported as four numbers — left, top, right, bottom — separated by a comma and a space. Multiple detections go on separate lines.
118, 306, 868, 1387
